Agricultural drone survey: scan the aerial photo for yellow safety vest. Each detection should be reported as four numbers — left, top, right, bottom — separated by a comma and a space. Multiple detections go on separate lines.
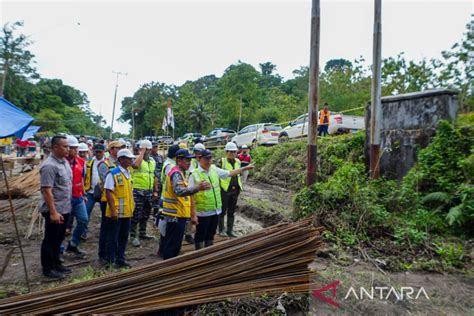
220, 158, 243, 191
161, 158, 176, 195
132, 158, 156, 190
162, 166, 191, 218
83, 159, 95, 192
192, 166, 222, 213
100, 159, 117, 202
105, 167, 135, 218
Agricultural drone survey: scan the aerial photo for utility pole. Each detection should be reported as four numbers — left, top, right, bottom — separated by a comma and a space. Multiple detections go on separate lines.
109, 71, 127, 140
369, 0, 382, 179
306, 0, 321, 186
131, 103, 136, 140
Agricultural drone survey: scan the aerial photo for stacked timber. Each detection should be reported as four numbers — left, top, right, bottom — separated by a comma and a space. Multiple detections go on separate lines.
0, 219, 322, 314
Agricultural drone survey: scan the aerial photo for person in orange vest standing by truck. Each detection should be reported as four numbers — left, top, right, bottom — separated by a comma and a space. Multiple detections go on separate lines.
318, 103, 330, 137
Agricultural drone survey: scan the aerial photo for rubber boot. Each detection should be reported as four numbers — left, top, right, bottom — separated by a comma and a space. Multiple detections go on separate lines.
130, 222, 140, 247
218, 215, 227, 237
139, 220, 155, 240
227, 216, 237, 238
195, 242, 205, 250
204, 240, 214, 247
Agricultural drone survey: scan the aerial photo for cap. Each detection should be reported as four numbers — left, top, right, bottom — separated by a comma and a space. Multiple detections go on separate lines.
175, 149, 195, 159
200, 149, 212, 158
87, 140, 93, 144
93, 144, 105, 151
108, 141, 125, 150
152, 141, 159, 147
167, 144, 180, 159
117, 149, 135, 159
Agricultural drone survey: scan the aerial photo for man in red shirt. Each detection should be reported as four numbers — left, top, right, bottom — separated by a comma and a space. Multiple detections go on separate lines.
65, 135, 87, 257
16, 138, 28, 157
237, 145, 252, 184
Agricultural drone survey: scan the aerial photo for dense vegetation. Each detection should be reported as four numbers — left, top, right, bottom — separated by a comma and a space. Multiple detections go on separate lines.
250, 116, 473, 271
1, 17, 471, 138
120, 17, 473, 138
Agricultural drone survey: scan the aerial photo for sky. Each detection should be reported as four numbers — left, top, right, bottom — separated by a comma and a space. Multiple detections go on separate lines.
1, 0, 472, 134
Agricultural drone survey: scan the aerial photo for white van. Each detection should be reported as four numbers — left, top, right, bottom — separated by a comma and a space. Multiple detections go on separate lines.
231, 123, 282, 147
278, 113, 364, 142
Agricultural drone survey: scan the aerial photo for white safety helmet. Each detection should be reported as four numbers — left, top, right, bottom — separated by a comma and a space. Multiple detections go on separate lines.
140, 139, 153, 149
224, 142, 238, 152
118, 138, 127, 146
193, 143, 206, 152
241, 144, 248, 149
78, 143, 89, 152
66, 135, 79, 147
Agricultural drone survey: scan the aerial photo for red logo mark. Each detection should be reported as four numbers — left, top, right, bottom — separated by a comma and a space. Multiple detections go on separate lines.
312, 280, 341, 307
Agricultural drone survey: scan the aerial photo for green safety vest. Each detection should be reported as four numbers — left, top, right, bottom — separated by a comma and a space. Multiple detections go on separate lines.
161, 158, 176, 194
191, 158, 199, 170
132, 158, 156, 190
192, 166, 222, 213
220, 158, 243, 192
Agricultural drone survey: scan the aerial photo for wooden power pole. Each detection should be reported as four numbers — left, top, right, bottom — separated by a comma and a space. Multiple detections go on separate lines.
306, 0, 321, 186
369, 0, 382, 179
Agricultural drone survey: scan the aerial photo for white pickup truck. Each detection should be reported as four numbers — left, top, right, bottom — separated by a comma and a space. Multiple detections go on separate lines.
278, 112, 365, 142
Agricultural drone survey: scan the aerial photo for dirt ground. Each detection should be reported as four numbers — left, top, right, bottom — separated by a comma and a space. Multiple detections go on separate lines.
1, 179, 474, 315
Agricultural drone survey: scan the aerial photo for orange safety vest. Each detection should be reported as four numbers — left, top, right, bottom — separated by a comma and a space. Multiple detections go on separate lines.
319, 110, 330, 125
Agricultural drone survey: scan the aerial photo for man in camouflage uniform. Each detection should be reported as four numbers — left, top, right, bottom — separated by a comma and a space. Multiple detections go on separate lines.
130, 140, 158, 247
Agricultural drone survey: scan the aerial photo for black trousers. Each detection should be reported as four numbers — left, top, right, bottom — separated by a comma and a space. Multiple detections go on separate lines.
318, 125, 329, 136
98, 201, 108, 260
41, 212, 70, 272
160, 218, 187, 260
221, 188, 240, 219
194, 214, 219, 243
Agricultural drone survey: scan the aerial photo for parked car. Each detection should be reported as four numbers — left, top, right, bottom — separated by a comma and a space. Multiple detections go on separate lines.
204, 128, 236, 147
231, 123, 282, 148
278, 113, 365, 142
156, 136, 174, 145
174, 133, 204, 146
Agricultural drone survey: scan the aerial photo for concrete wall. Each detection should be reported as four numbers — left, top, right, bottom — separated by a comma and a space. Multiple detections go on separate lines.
365, 89, 458, 180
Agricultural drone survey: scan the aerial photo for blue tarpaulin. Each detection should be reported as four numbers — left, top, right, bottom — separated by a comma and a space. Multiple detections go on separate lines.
0, 97, 34, 139
21, 125, 41, 141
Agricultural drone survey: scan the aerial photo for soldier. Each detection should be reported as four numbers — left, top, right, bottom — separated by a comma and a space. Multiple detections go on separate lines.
130, 140, 158, 247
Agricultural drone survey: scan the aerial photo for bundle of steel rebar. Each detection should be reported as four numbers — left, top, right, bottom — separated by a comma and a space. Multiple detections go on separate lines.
0, 168, 40, 198
0, 219, 322, 314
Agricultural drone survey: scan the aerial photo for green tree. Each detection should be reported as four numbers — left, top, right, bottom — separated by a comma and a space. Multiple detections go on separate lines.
189, 103, 210, 132
218, 61, 261, 131
0, 21, 37, 97
439, 15, 473, 112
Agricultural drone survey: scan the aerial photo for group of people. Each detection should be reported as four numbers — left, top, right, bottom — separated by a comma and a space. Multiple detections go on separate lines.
39, 134, 253, 279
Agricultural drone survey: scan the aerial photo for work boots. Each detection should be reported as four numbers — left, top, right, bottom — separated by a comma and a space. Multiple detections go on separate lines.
218, 215, 227, 237
139, 221, 155, 240
130, 223, 140, 247
195, 242, 205, 250
227, 216, 238, 238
